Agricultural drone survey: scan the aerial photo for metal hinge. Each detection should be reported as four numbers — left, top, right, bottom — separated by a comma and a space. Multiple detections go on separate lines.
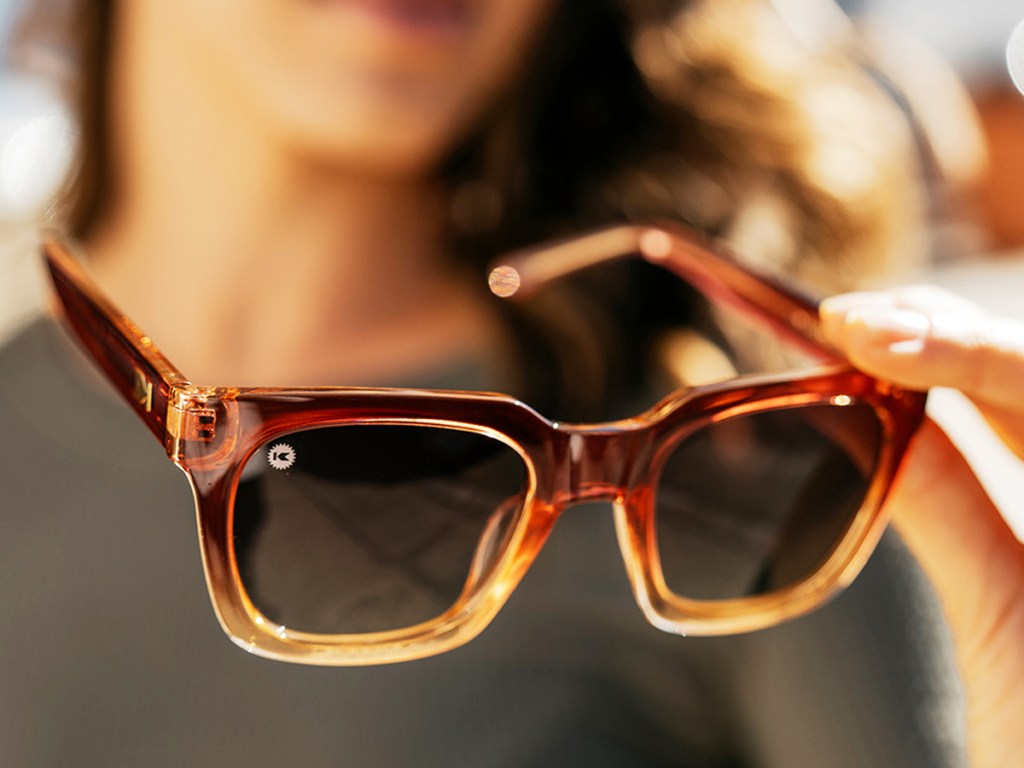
167, 405, 216, 442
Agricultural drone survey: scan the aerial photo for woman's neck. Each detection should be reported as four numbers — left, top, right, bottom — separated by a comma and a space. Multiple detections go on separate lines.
86, 161, 502, 387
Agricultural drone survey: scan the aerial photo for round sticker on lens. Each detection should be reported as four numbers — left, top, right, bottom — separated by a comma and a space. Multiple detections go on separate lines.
267, 443, 296, 470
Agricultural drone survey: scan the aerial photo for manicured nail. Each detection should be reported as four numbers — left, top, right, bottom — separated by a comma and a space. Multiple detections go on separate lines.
820, 292, 895, 344
847, 306, 930, 355
820, 292, 892, 316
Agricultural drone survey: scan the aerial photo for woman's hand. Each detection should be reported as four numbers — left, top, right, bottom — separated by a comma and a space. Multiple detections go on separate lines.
821, 286, 1024, 767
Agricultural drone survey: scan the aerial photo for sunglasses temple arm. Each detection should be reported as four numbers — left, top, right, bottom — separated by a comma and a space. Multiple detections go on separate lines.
43, 237, 188, 445
638, 226, 838, 361
489, 224, 841, 362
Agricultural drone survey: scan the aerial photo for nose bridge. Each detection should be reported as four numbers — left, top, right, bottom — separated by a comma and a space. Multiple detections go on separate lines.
554, 425, 643, 505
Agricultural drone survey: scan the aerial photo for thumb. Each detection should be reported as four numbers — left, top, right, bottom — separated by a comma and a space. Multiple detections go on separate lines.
820, 286, 1024, 458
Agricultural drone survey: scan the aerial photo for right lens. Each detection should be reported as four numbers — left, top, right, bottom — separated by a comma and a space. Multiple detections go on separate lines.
654, 401, 882, 602
232, 424, 529, 635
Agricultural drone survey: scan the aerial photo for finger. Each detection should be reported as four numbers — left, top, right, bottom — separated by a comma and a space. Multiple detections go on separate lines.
887, 421, 1024, 764
818, 290, 898, 343
889, 421, 1024, 641
820, 286, 1024, 412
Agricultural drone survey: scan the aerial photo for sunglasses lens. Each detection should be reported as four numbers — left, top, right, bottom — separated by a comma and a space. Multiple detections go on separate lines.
654, 402, 882, 602
233, 425, 529, 635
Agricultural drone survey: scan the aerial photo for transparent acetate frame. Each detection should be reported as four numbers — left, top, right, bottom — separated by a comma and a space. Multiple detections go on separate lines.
43, 223, 927, 665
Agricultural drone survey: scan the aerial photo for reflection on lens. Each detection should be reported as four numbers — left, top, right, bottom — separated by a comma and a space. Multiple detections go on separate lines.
234, 425, 528, 634
655, 402, 881, 602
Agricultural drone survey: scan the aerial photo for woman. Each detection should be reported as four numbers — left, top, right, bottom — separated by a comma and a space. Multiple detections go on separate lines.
0, 0, 1020, 765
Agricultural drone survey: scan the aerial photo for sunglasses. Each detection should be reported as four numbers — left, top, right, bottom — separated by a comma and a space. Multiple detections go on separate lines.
43, 222, 926, 666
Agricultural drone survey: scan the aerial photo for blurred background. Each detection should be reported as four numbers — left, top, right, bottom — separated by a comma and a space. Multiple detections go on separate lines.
0, 0, 74, 335
0, 0, 1021, 528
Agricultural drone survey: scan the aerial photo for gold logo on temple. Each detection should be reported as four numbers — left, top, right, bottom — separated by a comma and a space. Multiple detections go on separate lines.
132, 368, 153, 413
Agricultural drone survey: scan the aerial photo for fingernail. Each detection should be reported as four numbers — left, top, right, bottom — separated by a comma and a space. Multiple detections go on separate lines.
847, 306, 930, 355
820, 292, 892, 316
820, 292, 896, 343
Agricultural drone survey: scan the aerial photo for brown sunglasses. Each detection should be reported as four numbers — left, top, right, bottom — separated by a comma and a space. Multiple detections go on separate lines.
44, 222, 926, 666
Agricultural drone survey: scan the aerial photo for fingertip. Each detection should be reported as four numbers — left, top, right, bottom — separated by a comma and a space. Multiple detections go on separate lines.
818, 301, 843, 347
825, 305, 935, 389
823, 287, 1024, 408
819, 291, 897, 345
820, 291, 896, 312
845, 306, 931, 355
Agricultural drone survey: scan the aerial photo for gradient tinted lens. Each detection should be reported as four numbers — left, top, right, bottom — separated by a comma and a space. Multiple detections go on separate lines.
654, 402, 881, 601
234, 425, 529, 634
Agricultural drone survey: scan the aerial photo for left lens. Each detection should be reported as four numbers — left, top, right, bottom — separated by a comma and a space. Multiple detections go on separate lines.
653, 401, 882, 602
233, 424, 529, 635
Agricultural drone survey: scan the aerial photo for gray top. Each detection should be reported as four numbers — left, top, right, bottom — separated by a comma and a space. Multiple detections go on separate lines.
0, 317, 966, 767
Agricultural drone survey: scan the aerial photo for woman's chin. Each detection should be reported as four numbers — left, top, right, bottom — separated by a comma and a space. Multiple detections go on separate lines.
280, 117, 458, 180
268, 83, 477, 178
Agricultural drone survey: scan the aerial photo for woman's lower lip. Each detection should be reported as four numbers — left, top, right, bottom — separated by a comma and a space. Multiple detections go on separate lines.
311, 0, 474, 40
